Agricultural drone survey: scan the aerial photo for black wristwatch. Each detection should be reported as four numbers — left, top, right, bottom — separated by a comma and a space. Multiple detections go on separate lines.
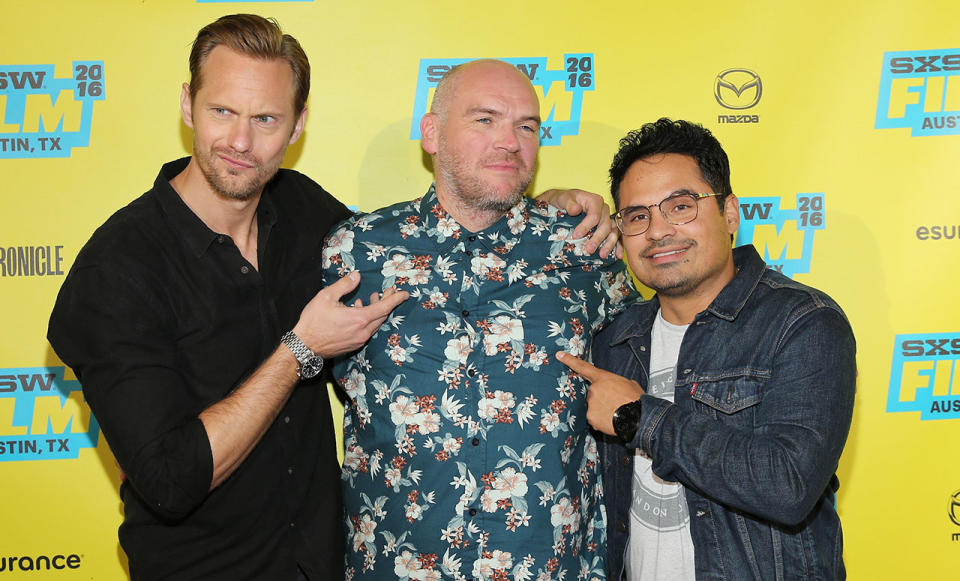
281, 331, 324, 379
612, 399, 643, 443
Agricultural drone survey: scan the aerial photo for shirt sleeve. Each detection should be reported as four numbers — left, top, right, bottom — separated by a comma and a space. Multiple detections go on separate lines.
633, 306, 856, 527
48, 261, 214, 521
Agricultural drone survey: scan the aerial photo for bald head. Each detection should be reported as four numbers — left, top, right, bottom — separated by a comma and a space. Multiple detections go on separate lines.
419, 58, 542, 232
430, 59, 537, 122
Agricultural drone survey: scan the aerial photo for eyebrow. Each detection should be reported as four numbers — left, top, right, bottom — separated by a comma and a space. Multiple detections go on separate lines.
207, 102, 288, 119
465, 107, 541, 125
620, 189, 700, 211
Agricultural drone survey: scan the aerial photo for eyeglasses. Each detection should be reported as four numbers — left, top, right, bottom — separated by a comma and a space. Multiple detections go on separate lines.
612, 192, 723, 236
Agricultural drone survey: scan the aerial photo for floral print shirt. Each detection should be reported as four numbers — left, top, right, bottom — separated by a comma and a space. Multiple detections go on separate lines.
322, 185, 637, 581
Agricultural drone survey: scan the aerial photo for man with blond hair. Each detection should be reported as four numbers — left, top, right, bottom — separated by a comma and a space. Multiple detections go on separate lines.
49, 15, 407, 580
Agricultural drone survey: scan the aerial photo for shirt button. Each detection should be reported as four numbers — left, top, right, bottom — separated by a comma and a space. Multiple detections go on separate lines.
472, 437, 480, 446
461, 309, 470, 318
467, 368, 477, 377
468, 508, 477, 516
683, 368, 692, 374
468, 235, 477, 242
284, 416, 291, 424
620, 455, 630, 466
290, 522, 295, 528
216, 235, 225, 244
288, 467, 294, 475
240, 265, 250, 274
618, 521, 627, 533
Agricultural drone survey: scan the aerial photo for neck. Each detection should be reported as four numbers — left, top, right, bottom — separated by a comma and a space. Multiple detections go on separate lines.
657, 262, 737, 325
433, 183, 511, 233
658, 294, 713, 326
170, 159, 261, 268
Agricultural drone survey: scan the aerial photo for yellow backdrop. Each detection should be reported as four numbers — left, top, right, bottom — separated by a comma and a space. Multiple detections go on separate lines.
2, 0, 959, 578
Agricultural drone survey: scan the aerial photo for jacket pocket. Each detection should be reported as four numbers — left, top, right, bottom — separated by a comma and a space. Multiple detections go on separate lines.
688, 370, 769, 417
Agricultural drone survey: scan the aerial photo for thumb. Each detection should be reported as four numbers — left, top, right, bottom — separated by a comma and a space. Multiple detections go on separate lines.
324, 270, 362, 300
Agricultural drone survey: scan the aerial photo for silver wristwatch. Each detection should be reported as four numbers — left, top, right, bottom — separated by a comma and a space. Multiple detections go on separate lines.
281, 331, 324, 379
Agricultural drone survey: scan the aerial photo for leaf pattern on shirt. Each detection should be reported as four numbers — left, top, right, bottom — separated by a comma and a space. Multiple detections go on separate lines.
323, 186, 636, 581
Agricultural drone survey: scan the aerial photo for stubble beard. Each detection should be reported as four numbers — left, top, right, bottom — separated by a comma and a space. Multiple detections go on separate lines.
638, 239, 700, 297
437, 142, 532, 216
195, 141, 276, 202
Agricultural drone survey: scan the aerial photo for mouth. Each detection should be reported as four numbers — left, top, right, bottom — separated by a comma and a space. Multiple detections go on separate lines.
483, 156, 523, 172
217, 152, 256, 171
644, 245, 690, 264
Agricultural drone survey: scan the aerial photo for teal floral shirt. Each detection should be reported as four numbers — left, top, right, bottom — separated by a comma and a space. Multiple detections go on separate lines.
322, 186, 637, 581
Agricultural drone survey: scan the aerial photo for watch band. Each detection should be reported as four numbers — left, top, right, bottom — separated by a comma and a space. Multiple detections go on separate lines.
612, 398, 643, 444
281, 331, 323, 379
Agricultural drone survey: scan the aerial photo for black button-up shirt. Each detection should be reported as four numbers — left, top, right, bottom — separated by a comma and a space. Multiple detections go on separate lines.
48, 158, 351, 580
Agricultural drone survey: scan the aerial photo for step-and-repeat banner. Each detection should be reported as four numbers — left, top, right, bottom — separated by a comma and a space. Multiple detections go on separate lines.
2, 0, 958, 578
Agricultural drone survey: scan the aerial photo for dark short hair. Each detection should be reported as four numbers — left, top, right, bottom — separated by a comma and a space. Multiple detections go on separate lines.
188, 14, 310, 114
609, 118, 732, 208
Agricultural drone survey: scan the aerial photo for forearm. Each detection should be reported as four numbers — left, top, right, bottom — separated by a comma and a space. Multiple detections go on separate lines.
635, 312, 856, 526
199, 344, 300, 490
639, 396, 848, 525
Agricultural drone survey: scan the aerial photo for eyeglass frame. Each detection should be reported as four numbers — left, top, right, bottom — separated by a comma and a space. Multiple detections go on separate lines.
611, 192, 725, 236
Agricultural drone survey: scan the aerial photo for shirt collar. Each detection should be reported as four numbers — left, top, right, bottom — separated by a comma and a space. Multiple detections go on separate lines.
415, 182, 532, 257
154, 157, 278, 258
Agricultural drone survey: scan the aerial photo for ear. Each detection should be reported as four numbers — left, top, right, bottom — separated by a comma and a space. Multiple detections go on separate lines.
180, 83, 194, 129
420, 113, 439, 155
288, 107, 308, 145
723, 194, 740, 237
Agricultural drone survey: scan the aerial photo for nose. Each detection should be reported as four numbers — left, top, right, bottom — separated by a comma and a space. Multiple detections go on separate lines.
644, 208, 676, 241
228, 120, 252, 153
494, 124, 521, 153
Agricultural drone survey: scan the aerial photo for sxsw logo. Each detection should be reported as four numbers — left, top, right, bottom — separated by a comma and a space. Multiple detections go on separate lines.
735, 193, 824, 278
411, 54, 595, 146
0, 367, 98, 461
0, 61, 104, 158
887, 333, 960, 420
875, 48, 960, 136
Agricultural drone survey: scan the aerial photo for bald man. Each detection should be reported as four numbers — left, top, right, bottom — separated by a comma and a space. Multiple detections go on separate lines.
322, 60, 638, 580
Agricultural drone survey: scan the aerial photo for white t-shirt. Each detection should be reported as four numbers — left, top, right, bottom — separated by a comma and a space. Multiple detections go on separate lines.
625, 309, 696, 580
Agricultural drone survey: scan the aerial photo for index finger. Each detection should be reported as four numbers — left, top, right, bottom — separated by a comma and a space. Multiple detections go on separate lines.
571, 197, 608, 240
555, 351, 602, 382
357, 288, 408, 319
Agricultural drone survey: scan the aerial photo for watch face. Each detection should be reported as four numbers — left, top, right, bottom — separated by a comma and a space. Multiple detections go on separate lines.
614, 400, 642, 443
300, 357, 324, 379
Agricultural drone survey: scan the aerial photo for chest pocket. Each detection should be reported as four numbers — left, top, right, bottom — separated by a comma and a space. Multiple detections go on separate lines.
688, 370, 769, 423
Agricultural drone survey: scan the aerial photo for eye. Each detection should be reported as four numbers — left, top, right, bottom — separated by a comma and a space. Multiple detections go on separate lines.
255, 115, 276, 124
624, 209, 649, 223
476, 117, 492, 125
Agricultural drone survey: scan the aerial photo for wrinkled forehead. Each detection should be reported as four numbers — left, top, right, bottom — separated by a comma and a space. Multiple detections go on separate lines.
449, 62, 540, 115
619, 154, 711, 207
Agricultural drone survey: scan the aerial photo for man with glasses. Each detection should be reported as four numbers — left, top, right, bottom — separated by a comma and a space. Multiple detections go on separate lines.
556, 118, 856, 579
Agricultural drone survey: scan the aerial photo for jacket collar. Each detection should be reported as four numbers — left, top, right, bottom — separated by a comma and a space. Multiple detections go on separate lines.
606, 245, 767, 346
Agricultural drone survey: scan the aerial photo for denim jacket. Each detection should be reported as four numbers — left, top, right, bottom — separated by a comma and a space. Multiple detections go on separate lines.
593, 245, 856, 580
